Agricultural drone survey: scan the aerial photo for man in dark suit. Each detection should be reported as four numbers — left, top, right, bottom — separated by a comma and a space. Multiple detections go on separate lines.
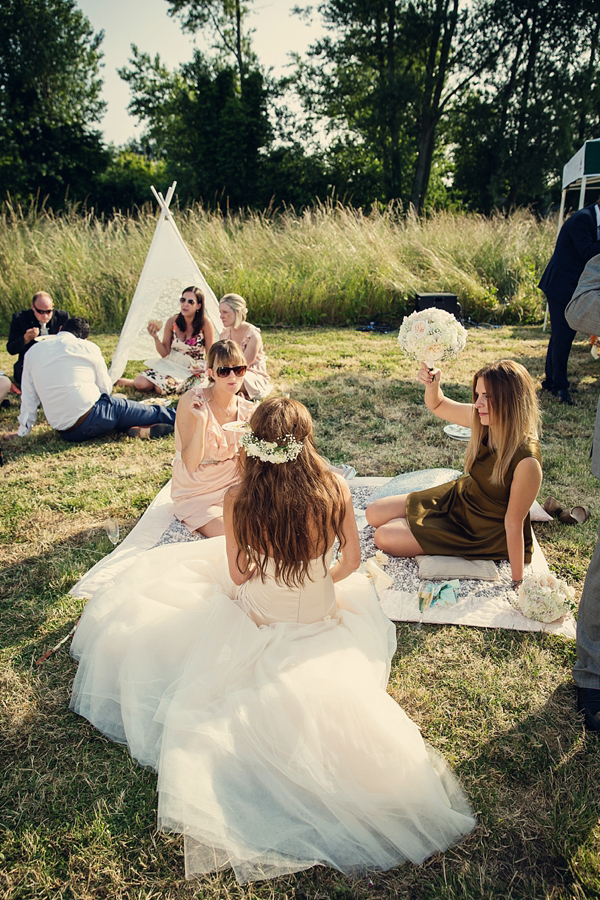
565, 255, 600, 732
539, 201, 600, 404
6, 292, 68, 387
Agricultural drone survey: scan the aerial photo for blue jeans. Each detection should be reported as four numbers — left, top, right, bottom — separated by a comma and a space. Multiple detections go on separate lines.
59, 394, 176, 443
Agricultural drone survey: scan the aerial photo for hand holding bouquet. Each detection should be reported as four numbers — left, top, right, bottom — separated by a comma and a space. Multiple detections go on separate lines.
511, 572, 575, 624
398, 308, 467, 369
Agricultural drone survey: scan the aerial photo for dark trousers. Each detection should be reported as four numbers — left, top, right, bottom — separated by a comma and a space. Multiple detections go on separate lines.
59, 394, 176, 443
544, 297, 577, 393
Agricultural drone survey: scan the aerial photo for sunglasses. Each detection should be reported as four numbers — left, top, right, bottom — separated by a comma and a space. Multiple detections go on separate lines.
33, 305, 53, 315
180, 296, 198, 304
216, 365, 247, 378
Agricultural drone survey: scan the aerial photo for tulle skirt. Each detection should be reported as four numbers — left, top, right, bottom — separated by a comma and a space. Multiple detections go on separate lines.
70, 538, 475, 883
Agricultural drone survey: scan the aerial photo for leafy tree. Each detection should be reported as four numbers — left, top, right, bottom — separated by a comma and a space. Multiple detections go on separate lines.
166, 0, 257, 86
0, 0, 107, 206
94, 148, 169, 213
450, 0, 600, 211
119, 48, 272, 208
294, 0, 490, 211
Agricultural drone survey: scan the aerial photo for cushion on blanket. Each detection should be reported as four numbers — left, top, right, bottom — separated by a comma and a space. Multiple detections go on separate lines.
415, 555, 499, 582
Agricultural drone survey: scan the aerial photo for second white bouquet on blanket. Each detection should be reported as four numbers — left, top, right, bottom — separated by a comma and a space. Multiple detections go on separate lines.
397, 308, 467, 369
511, 572, 575, 623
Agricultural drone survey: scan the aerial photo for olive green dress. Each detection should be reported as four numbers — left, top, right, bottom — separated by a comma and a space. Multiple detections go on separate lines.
405, 438, 542, 562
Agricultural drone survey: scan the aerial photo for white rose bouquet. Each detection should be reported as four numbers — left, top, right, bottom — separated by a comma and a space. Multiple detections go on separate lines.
397, 307, 467, 369
511, 573, 576, 624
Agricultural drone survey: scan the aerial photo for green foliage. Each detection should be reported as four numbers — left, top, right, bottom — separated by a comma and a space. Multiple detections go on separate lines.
95, 150, 169, 213
0, 0, 108, 208
120, 48, 273, 207
449, 0, 600, 212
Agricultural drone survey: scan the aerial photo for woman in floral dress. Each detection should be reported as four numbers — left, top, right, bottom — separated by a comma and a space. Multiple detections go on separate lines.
116, 286, 215, 395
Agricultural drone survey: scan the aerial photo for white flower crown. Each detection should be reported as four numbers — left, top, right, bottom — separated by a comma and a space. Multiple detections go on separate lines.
240, 429, 303, 464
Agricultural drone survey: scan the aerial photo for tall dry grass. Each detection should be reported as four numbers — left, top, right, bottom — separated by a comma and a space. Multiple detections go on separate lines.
0, 201, 555, 331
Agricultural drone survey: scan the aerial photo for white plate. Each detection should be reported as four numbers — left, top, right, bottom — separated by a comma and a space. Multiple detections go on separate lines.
222, 421, 250, 432
443, 424, 471, 442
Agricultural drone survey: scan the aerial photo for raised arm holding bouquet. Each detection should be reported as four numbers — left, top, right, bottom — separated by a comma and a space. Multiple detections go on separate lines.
366, 358, 543, 587
397, 307, 467, 370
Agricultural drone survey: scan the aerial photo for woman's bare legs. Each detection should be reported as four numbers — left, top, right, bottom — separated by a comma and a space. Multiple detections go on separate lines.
115, 375, 163, 394
366, 494, 425, 557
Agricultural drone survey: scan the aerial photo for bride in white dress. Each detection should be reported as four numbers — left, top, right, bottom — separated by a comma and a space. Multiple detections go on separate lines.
70, 397, 475, 885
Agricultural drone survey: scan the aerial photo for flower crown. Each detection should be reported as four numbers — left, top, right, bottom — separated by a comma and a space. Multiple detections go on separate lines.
240, 429, 303, 464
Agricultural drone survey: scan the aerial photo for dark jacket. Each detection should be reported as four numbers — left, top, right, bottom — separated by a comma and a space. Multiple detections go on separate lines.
539, 204, 600, 306
7, 308, 69, 385
566, 254, 600, 478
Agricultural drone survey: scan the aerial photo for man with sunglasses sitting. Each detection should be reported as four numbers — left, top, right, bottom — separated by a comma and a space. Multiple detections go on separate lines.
10, 317, 176, 442
6, 292, 69, 388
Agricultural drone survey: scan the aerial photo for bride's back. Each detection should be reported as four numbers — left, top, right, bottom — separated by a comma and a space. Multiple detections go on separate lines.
233, 398, 347, 589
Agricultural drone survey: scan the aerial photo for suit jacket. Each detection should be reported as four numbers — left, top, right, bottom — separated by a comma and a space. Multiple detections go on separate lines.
7, 307, 69, 369
539, 204, 600, 306
566, 253, 600, 478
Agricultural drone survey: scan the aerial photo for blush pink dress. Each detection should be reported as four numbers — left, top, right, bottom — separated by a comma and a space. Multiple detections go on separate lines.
219, 324, 271, 399
171, 389, 254, 531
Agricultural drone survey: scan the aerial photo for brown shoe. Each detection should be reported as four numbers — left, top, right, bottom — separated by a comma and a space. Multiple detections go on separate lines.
559, 506, 591, 525
543, 496, 563, 517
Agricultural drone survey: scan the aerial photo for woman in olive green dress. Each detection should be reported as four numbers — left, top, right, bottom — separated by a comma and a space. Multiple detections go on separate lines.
365, 359, 542, 591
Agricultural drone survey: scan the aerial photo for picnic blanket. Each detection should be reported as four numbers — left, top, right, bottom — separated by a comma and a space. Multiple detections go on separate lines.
70, 472, 575, 638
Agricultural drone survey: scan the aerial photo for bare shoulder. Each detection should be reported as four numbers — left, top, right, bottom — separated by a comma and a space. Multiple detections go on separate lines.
513, 455, 542, 481
333, 473, 352, 500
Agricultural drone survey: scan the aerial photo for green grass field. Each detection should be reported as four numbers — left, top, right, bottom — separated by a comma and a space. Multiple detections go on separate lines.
1, 325, 599, 899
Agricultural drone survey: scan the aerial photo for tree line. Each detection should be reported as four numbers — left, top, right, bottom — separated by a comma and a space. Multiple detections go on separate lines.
1, 0, 599, 215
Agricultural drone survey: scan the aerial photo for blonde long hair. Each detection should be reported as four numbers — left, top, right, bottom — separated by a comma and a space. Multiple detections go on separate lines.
464, 359, 540, 485
233, 397, 346, 587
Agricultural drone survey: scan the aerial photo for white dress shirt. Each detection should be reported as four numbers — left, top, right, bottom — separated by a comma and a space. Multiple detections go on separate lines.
17, 332, 113, 436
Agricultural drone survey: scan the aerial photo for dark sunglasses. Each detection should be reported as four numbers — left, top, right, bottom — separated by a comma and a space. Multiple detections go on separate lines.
33, 305, 53, 315
179, 296, 198, 304
216, 365, 247, 377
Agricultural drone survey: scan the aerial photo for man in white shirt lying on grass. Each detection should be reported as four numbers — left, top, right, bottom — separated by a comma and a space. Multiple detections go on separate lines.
8, 317, 176, 442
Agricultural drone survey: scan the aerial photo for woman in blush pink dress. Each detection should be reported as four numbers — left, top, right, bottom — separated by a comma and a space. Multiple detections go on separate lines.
218, 293, 271, 399
171, 339, 254, 536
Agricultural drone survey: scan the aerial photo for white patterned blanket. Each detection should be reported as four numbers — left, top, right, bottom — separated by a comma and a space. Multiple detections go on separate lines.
70, 473, 575, 639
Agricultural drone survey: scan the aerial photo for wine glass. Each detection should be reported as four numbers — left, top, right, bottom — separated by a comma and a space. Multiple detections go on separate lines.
105, 517, 120, 547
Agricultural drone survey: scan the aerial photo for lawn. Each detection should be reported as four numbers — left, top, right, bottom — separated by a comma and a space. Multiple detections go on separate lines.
1, 325, 599, 900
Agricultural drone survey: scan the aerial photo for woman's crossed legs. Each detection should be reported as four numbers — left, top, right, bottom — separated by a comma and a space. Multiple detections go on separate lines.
365, 494, 425, 557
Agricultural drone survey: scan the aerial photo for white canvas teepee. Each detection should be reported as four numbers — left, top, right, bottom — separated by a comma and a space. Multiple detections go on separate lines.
109, 182, 221, 382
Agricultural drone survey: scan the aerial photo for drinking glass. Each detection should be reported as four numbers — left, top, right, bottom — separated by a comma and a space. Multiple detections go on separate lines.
105, 518, 120, 546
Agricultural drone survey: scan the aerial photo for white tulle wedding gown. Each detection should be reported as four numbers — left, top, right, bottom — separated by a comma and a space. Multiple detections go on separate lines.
70, 537, 475, 884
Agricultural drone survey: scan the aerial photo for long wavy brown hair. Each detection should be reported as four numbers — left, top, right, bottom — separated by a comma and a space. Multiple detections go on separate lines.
464, 359, 540, 485
175, 285, 205, 336
233, 397, 347, 587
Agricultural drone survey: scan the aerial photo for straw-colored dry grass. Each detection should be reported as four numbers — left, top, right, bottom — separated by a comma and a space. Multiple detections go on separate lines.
0, 204, 554, 331
1, 325, 599, 899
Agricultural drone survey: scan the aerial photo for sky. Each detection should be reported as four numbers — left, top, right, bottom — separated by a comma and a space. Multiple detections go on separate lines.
76, 0, 325, 146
